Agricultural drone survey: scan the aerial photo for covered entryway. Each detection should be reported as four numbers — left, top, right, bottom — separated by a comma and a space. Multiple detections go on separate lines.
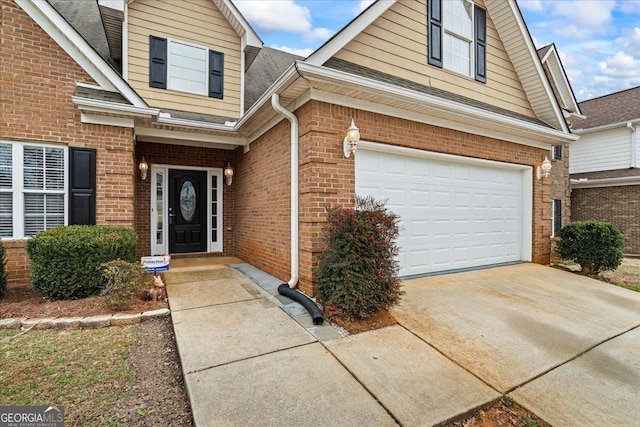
356, 142, 532, 277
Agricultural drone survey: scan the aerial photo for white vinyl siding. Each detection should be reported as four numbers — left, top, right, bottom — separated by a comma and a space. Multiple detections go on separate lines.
0, 141, 67, 239
570, 127, 632, 174
443, 0, 473, 76
168, 40, 208, 95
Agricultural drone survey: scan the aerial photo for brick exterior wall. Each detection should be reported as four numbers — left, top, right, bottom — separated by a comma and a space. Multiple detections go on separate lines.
0, 0, 135, 285
571, 185, 640, 255
134, 141, 235, 257
237, 100, 553, 295
233, 120, 292, 285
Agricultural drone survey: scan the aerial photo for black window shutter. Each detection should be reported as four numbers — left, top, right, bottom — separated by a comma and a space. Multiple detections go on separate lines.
554, 199, 562, 235
208, 50, 224, 99
474, 5, 487, 83
428, 0, 443, 68
69, 147, 96, 226
149, 36, 167, 89
554, 145, 563, 160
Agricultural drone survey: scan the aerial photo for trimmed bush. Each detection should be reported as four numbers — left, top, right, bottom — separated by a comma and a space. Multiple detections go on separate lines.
26, 225, 137, 300
316, 196, 404, 320
556, 220, 624, 275
0, 240, 6, 299
100, 260, 152, 311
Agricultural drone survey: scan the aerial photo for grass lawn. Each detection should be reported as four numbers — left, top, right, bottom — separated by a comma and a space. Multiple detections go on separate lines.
1, 326, 137, 426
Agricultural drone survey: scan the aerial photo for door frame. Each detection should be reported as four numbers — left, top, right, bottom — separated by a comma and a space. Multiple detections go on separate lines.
150, 164, 223, 255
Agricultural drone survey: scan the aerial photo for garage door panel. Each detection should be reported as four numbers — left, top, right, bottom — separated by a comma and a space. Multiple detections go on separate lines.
356, 148, 527, 277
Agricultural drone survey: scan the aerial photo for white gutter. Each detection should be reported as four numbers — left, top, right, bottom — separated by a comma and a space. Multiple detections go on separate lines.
271, 94, 299, 288
571, 175, 640, 189
71, 96, 159, 117
630, 122, 638, 168
574, 119, 640, 134
296, 62, 578, 143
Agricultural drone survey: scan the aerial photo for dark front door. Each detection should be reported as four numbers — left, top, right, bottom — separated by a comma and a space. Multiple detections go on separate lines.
169, 169, 207, 253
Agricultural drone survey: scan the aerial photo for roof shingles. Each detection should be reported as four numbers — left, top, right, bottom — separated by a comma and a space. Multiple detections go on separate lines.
577, 86, 640, 130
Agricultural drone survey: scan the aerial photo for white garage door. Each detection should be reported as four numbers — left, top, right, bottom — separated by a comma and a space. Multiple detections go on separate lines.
356, 144, 532, 277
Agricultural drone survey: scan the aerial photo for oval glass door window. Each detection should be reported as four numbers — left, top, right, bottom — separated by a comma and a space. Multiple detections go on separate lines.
180, 180, 197, 222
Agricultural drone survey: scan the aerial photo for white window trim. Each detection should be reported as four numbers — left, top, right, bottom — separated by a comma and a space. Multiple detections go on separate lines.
150, 164, 223, 255
166, 38, 210, 97
442, 0, 475, 78
0, 140, 68, 240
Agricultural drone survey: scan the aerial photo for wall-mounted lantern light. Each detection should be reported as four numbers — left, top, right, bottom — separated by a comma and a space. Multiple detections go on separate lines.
224, 162, 234, 186
343, 119, 361, 158
536, 156, 552, 180
139, 156, 149, 181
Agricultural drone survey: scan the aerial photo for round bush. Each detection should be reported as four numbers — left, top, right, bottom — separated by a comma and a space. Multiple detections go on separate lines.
316, 196, 403, 320
26, 225, 137, 300
556, 220, 624, 275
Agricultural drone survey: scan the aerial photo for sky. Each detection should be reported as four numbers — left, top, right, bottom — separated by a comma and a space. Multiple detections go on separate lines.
233, 0, 640, 102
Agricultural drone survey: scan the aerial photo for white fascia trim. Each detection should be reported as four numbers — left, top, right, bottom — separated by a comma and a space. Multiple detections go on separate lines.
573, 120, 640, 134
80, 113, 134, 128
492, 0, 568, 133
235, 65, 300, 128
156, 116, 239, 132
305, 0, 396, 65
571, 176, 640, 188
247, 90, 312, 144
311, 89, 553, 149
547, 49, 582, 115
297, 62, 578, 143
564, 111, 587, 120
17, 0, 147, 108
135, 127, 245, 146
71, 96, 159, 117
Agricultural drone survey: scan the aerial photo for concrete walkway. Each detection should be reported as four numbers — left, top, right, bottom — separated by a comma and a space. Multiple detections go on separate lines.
166, 260, 640, 426
165, 258, 499, 427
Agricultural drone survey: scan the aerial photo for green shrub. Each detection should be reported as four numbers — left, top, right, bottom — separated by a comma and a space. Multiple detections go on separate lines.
100, 260, 151, 311
316, 196, 403, 320
556, 220, 624, 275
26, 225, 137, 300
0, 240, 7, 299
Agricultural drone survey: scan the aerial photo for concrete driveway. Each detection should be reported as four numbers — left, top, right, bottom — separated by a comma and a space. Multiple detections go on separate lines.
393, 263, 640, 426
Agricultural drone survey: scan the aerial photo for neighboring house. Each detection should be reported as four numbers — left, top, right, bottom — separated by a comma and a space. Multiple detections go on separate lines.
536, 43, 585, 239
1, 0, 577, 294
570, 86, 640, 255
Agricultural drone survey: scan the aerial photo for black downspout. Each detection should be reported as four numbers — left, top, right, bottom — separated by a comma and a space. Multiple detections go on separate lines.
278, 284, 324, 325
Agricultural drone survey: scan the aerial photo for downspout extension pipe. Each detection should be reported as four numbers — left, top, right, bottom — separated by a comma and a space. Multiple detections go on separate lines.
271, 93, 324, 325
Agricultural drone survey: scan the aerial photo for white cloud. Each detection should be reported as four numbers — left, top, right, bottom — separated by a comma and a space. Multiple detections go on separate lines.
307, 27, 333, 41
518, 0, 545, 12
552, 1, 614, 29
270, 45, 314, 57
234, 0, 311, 33
618, 0, 640, 14
598, 51, 640, 78
355, 0, 375, 13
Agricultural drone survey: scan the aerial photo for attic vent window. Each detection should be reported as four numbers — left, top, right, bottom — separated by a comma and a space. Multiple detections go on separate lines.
148, 36, 224, 99
428, 0, 487, 83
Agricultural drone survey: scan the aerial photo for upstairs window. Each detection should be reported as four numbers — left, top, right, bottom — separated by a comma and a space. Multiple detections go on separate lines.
428, 0, 487, 83
149, 36, 224, 99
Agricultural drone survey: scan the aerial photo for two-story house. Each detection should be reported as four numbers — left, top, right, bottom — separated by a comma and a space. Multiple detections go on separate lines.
1, 0, 576, 294
571, 87, 640, 255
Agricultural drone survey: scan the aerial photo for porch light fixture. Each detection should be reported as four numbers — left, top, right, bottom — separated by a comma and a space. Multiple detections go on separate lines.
536, 156, 552, 180
139, 156, 148, 181
343, 119, 360, 158
224, 162, 234, 186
